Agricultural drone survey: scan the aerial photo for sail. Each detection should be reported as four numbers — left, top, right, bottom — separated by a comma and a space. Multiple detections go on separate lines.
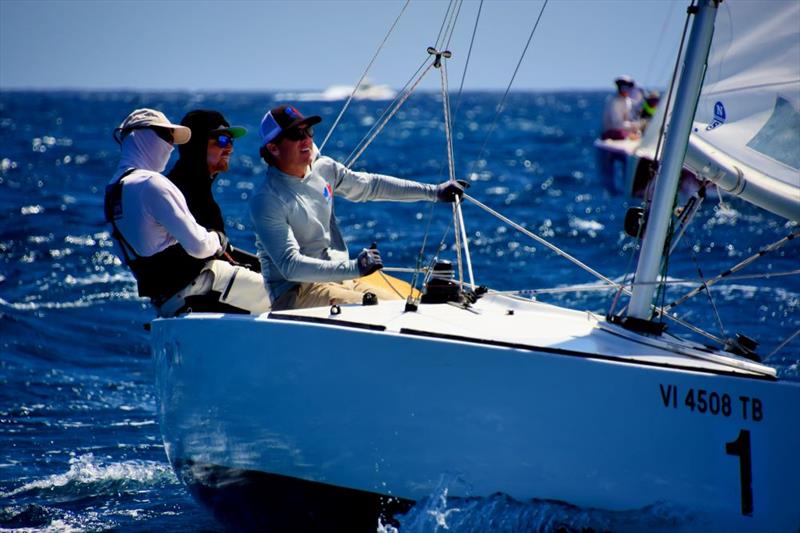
637, 0, 800, 220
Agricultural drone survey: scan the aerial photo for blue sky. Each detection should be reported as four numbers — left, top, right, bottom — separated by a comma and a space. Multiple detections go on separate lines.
1, 0, 688, 91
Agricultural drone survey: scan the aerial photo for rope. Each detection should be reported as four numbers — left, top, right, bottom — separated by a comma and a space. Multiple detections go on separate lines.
318, 0, 411, 154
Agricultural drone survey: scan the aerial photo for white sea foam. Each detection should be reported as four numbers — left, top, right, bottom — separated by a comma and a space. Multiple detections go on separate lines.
0, 453, 177, 499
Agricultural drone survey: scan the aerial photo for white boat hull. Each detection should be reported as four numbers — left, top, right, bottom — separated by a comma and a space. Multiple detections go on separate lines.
151, 298, 800, 531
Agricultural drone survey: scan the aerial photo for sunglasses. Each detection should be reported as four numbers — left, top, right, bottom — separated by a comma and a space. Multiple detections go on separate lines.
150, 126, 174, 145
211, 134, 234, 148
114, 126, 173, 145
283, 126, 314, 142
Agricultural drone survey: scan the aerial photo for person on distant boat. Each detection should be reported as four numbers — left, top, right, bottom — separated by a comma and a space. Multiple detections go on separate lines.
105, 108, 270, 317
167, 109, 260, 272
601, 75, 641, 140
639, 90, 661, 132
250, 104, 466, 310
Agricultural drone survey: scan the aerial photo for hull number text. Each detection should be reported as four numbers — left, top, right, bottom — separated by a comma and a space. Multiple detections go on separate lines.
659, 384, 763, 421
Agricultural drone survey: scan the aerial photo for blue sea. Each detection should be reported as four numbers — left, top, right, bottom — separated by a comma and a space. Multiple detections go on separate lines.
1, 91, 798, 532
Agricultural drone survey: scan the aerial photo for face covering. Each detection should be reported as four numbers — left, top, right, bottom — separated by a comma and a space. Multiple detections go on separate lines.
119, 129, 174, 173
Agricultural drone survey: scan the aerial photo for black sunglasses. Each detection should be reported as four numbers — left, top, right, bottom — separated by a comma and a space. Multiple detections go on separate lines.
283, 126, 314, 142
211, 134, 234, 148
114, 126, 173, 145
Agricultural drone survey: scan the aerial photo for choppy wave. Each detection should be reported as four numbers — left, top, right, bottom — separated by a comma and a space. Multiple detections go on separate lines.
383, 485, 703, 533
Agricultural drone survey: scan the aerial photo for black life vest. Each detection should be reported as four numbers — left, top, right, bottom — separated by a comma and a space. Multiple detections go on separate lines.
104, 169, 208, 302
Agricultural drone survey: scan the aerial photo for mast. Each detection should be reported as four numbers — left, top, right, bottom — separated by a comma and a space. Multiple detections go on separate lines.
627, 0, 720, 321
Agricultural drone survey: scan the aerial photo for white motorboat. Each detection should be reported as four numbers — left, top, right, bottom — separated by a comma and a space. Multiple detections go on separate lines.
151, 1, 800, 531
320, 79, 398, 102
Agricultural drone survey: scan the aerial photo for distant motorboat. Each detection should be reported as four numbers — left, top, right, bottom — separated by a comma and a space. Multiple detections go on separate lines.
321, 79, 397, 101
282, 79, 398, 103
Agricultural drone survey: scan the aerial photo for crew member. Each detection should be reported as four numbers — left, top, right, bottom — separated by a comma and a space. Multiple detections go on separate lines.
167, 109, 260, 271
250, 104, 466, 310
602, 75, 641, 140
105, 108, 269, 316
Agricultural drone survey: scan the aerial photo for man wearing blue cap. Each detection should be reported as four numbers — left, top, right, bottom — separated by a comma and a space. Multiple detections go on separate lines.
250, 104, 466, 310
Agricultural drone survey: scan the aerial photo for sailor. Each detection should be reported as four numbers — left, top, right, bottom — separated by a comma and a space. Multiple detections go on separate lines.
601, 75, 641, 140
639, 90, 661, 131
250, 104, 466, 310
167, 109, 260, 272
105, 108, 270, 317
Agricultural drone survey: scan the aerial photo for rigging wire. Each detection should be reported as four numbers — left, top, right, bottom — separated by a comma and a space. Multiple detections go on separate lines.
643, 0, 678, 88
766, 328, 800, 360
662, 230, 800, 312
653, 0, 695, 165
451, 0, 483, 126
499, 269, 800, 296
345, 61, 436, 168
462, 192, 727, 346
343, 55, 430, 167
434, 0, 459, 51
318, 0, 411, 155
442, 0, 464, 51
465, 0, 549, 181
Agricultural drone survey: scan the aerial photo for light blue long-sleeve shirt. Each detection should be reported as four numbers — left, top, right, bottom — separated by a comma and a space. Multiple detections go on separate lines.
249, 156, 436, 301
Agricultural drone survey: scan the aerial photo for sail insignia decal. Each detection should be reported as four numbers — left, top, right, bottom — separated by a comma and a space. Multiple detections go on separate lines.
746, 96, 800, 171
706, 100, 727, 131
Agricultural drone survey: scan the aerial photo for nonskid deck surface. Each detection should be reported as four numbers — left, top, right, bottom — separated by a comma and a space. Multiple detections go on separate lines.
205, 293, 776, 379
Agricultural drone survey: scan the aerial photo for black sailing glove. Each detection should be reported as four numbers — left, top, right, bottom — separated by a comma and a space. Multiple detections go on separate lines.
356, 247, 384, 276
435, 180, 469, 202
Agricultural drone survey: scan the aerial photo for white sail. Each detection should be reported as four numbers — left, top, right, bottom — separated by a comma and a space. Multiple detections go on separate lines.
637, 0, 800, 220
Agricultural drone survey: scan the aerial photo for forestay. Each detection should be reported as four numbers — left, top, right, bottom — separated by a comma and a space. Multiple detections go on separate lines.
686, 0, 800, 220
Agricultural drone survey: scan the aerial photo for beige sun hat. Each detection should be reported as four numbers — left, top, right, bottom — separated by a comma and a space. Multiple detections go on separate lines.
117, 108, 191, 145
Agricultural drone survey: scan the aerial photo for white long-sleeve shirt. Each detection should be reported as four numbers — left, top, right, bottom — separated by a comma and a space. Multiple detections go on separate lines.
110, 129, 221, 259
602, 94, 636, 133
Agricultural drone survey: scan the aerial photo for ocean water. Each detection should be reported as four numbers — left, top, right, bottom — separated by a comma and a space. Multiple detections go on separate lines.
1, 91, 797, 532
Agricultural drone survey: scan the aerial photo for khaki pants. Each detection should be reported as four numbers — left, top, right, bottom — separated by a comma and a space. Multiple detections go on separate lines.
158, 260, 270, 317
273, 272, 416, 311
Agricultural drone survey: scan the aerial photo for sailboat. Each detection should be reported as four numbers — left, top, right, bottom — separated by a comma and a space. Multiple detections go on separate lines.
150, 1, 800, 531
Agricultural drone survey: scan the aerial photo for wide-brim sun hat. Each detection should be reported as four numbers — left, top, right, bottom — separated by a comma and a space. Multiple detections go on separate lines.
118, 108, 191, 144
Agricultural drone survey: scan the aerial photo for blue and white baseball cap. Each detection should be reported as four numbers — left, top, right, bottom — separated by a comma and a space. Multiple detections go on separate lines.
259, 105, 321, 146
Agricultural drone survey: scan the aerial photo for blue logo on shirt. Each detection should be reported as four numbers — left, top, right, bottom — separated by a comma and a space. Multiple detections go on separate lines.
322, 182, 333, 203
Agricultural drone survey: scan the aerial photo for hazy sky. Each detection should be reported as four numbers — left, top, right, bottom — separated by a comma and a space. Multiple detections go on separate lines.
1, 0, 689, 91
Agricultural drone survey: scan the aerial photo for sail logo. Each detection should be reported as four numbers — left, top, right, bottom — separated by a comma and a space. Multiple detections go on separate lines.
706, 101, 727, 130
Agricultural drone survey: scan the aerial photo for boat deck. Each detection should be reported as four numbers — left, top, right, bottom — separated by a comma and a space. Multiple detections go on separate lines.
261, 293, 776, 380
